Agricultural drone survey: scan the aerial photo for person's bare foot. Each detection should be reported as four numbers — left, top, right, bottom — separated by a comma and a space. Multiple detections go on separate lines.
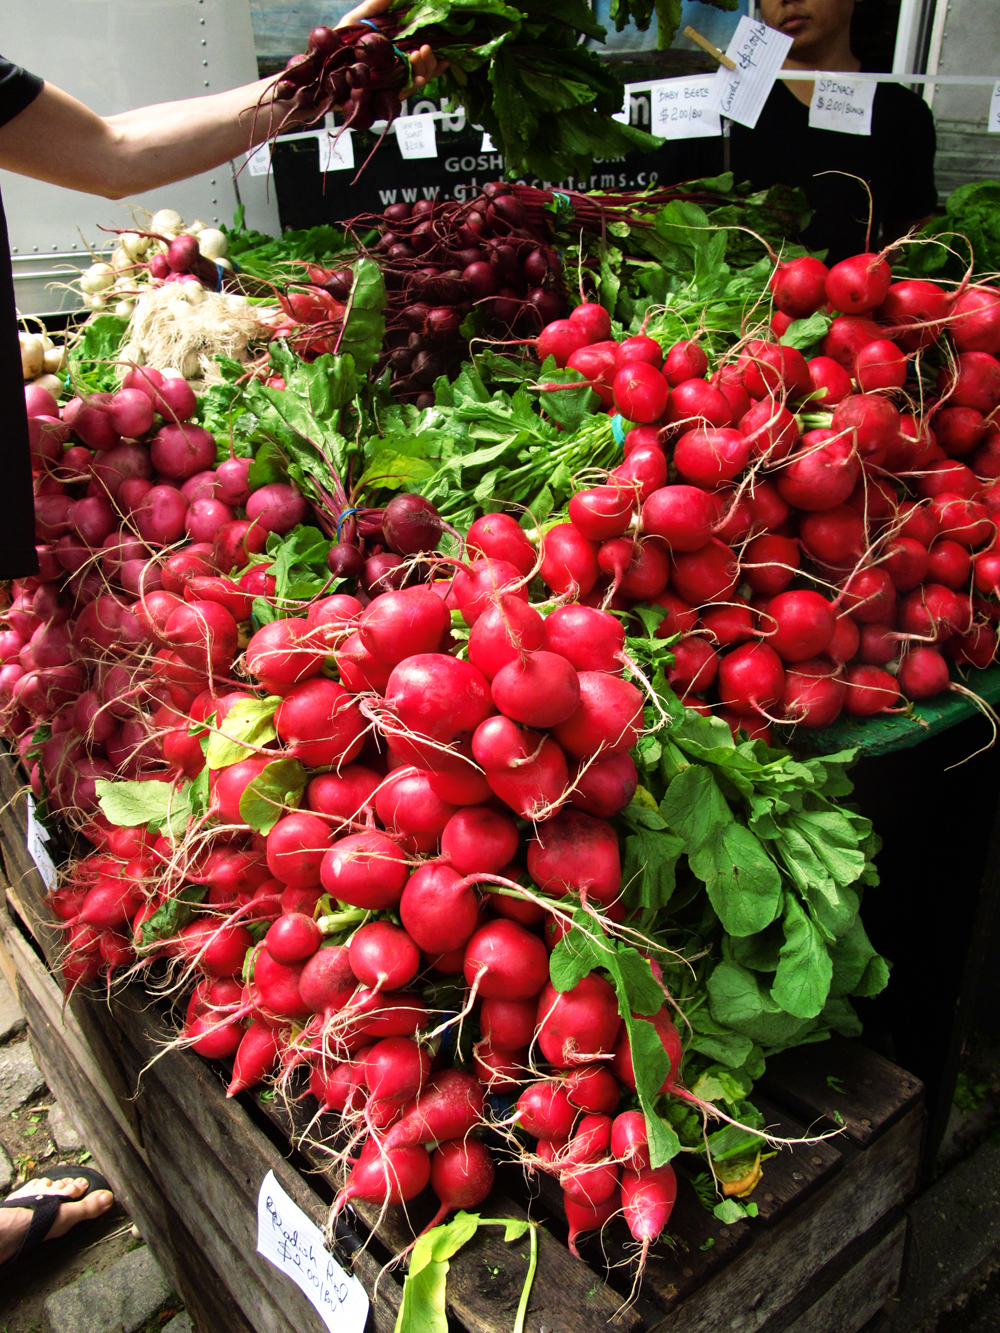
0, 1174, 114, 1264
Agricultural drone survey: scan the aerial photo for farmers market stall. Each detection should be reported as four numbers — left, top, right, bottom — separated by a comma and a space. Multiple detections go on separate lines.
7, 6, 1000, 1321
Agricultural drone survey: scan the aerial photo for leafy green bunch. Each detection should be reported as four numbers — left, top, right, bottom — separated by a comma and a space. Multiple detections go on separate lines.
394, 0, 662, 179
607, 0, 737, 52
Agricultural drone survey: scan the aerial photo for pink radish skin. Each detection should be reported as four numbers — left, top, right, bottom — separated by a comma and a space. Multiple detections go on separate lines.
780, 658, 847, 728
399, 862, 480, 954
468, 595, 545, 680
527, 809, 621, 908
540, 524, 600, 597
375, 769, 457, 849
622, 1164, 678, 1264
266, 812, 332, 889
423, 1139, 496, 1234
536, 974, 621, 1066
669, 538, 739, 605
299, 944, 358, 1014
363, 1037, 431, 1102
541, 604, 625, 674
612, 1009, 683, 1094
765, 590, 836, 662
379, 1069, 486, 1150
359, 588, 449, 666
320, 832, 409, 910
349, 922, 420, 991
306, 765, 381, 822
565, 1065, 621, 1115
568, 751, 638, 819
264, 913, 322, 965
466, 513, 537, 577
564, 1192, 620, 1259
480, 997, 538, 1051
462, 919, 550, 999
491, 650, 580, 728
517, 1081, 578, 1139
641, 484, 716, 552
332, 1142, 431, 1217
610, 1111, 650, 1169
472, 715, 569, 818
898, 647, 950, 700
560, 1161, 619, 1206
718, 642, 786, 713
227, 1022, 282, 1096
844, 665, 901, 715
441, 806, 520, 875
552, 672, 644, 760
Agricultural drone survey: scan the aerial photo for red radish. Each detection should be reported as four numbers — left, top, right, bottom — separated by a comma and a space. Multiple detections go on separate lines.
569, 302, 612, 342
246, 482, 309, 535
306, 765, 380, 823
552, 672, 644, 760
227, 1022, 281, 1096
384, 653, 492, 759
364, 1037, 431, 1103
670, 538, 739, 604
822, 314, 883, 367
603, 538, 670, 600
273, 678, 365, 768
882, 538, 930, 592
765, 591, 836, 662
565, 1065, 620, 1115
536, 973, 621, 1065
663, 340, 708, 385
701, 600, 755, 648
854, 339, 907, 392
265, 913, 321, 965
463, 919, 550, 999
616, 336, 663, 372
876, 279, 949, 351
673, 427, 750, 487
781, 658, 846, 727
466, 513, 536, 577
380, 1069, 485, 1150
540, 523, 600, 596
717, 642, 785, 713
611, 1111, 650, 1169
612, 1008, 682, 1093
832, 394, 901, 466
777, 430, 859, 511
667, 637, 718, 694
807, 355, 853, 406
399, 862, 479, 954
331, 1143, 431, 1217
349, 922, 419, 991
611, 443, 668, 501
951, 285, 1000, 354
898, 647, 950, 700
320, 833, 408, 909
451, 559, 529, 628
298, 941, 357, 1014
527, 808, 621, 907
541, 604, 625, 673
934, 406, 987, 457
898, 583, 968, 641
441, 806, 519, 875
926, 540, 972, 589
375, 769, 456, 849
568, 485, 636, 541
566, 344, 618, 408
266, 812, 332, 888
473, 717, 569, 818
467, 596, 544, 681
843, 664, 900, 715
739, 342, 811, 401
246, 618, 322, 693
622, 1164, 677, 1265
897, 501, 942, 546
424, 1139, 495, 1232
826, 252, 892, 314
564, 1192, 620, 1259
641, 485, 716, 552
938, 352, 1000, 416
742, 533, 799, 596
916, 459, 980, 501
491, 650, 580, 728
560, 1160, 619, 1207
533, 319, 590, 367
739, 397, 800, 461
840, 566, 896, 624
568, 750, 638, 819
358, 588, 449, 666
473, 1042, 527, 1092
481, 997, 538, 1051
311, 1060, 366, 1114
930, 493, 992, 548
858, 623, 899, 666
613, 363, 668, 423
799, 505, 866, 567
336, 632, 393, 693
713, 367, 752, 424
663, 378, 731, 429
946, 622, 997, 669
517, 1081, 577, 1139
769, 255, 828, 317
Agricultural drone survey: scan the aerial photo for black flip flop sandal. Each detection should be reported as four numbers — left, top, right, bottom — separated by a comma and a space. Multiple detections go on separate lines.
0, 1163, 112, 1267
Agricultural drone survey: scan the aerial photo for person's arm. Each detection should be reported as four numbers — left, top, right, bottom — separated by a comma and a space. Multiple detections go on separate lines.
0, 0, 442, 200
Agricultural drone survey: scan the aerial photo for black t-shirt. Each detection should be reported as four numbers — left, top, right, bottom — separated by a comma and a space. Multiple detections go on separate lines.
665, 79, 938, 265
0, 55, 44, 578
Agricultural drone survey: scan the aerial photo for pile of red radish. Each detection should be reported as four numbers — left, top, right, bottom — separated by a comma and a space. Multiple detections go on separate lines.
534, 256, 1000, 736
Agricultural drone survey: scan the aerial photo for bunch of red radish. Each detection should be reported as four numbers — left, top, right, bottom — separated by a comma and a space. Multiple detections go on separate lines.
4, 365, 313, 821
533, 257, 1000, 736
41, 545, 687, 1263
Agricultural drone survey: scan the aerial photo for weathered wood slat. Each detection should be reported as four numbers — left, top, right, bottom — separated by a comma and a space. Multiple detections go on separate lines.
759, 1039, 924, 1147
648, 1108, 923, 1333
770, 1218, 907, 1333
750, 1096, 843, 1226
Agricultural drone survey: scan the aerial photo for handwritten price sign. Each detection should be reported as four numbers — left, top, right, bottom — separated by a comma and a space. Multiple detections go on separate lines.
651, 75, 721, 139
809, 76, 876, 135
256, 1171, 369, 1333
708, 17, 793, 129
396, 114, 438, 160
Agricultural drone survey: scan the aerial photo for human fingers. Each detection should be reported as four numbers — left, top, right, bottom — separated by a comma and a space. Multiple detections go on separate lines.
336, 0, 392, 28
407, 44, 449, 90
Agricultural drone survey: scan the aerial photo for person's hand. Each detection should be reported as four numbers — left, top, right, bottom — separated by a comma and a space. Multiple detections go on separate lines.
336, 0, 448, 91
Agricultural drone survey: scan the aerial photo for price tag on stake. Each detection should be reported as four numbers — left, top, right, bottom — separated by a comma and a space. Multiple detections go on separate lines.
257, 1171, 369, 1333
809, 75, 876, 135
26, 794, 57, 893
396, 114, 438, 160
650, 75, 722, 139
246, 143, 273, 177
319, 129, 355, 172
708, 16, 794, 129
990, 80, 1000, 133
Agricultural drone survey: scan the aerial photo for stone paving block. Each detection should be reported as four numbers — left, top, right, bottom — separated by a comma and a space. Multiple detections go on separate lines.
44, 1245, 173, 1333
0, 1038, 45, 1116
47, 1101, 85, 1153
0, 970, 25, 1045
0, 1140, 12, 1194
894, 1139, 1000, 1331
163, 1313, 194, 1333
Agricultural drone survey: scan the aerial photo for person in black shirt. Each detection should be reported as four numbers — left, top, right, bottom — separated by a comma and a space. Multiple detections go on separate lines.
0, 1, 442, 582
671, 0, 938, 265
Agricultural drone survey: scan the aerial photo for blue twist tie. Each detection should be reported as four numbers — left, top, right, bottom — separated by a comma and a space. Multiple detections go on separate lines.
336, 506, 360, 541
213, 262, 226, 293
357, 17, 380, 28
611, 413, 627, 447
552, 190, 571, 206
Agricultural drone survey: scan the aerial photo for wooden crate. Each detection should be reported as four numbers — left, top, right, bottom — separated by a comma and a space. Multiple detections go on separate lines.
0, 746, 923, 1333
